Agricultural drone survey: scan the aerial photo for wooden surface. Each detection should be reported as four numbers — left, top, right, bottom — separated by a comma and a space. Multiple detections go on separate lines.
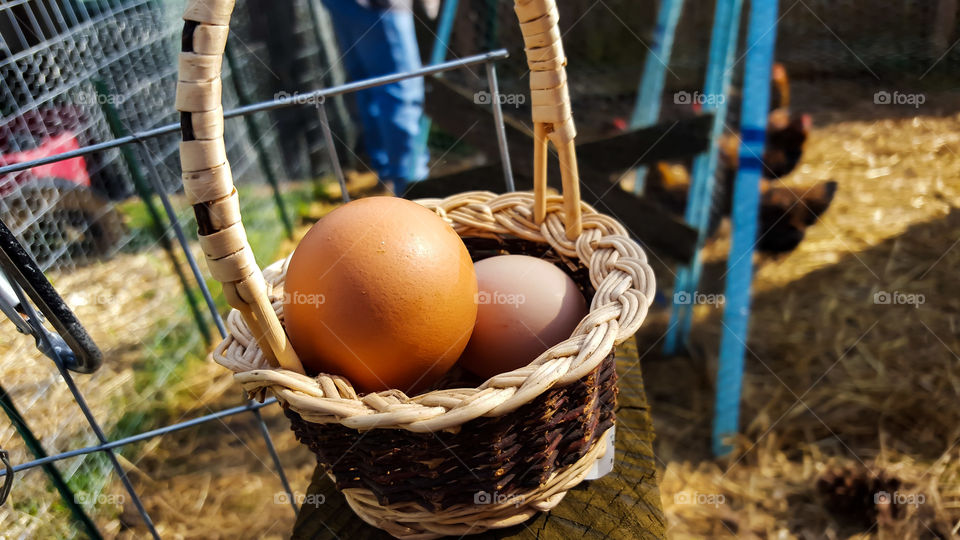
291, 337, 665, 539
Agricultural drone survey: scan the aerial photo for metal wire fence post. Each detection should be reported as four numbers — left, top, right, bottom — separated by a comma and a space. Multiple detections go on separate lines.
316, 100, 350, 202
663, 0, 744, 355
484, 62, 514, 192
223, 41, 296, 241
8, 282, 161, 540
0, 384, 102, 539
93, 79, 213, 346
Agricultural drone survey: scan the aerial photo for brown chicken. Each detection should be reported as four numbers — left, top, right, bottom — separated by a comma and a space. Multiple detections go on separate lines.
716, 109, 812, 184
757, 180, 838, 252
645, 168, 837, 254
644, 63, 835, 253
770, 62, 790, 110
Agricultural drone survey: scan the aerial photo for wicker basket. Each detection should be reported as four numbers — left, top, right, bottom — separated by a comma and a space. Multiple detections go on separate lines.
176, 0, 656, 537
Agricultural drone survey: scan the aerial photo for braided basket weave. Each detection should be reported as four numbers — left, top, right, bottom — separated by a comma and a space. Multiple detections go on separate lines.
176, 0, 656, 537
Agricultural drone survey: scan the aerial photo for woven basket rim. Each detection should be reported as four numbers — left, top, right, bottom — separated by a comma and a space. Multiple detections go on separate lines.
214, 190, 655, 432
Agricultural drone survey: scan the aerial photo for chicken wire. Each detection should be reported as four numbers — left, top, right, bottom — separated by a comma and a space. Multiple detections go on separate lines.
0, 0, 327, 274
443, 0, 960, 138
0, 0, 339, 536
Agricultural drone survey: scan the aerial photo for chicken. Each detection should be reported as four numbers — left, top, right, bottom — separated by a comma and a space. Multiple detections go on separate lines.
642, 62, 832, 253
717, 62, 807, 181
757, 180, 838, 253
770, 62, 790, 110
647, 109, 816, 240
644, 171, 837, 254
717, 62, 791, 123
717, 110, 812, 183
762, 109, 811, 179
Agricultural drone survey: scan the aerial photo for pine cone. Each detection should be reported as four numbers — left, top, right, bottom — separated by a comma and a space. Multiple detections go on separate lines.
816, 463, 903, 528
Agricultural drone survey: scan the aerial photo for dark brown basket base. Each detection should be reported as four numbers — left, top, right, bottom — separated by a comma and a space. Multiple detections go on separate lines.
284, 237, 618, 511
286, 354, 616, 511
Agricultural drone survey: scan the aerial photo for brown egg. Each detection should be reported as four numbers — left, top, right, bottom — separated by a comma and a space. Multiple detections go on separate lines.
284, 197, 478, 394
458, 255, 588, 379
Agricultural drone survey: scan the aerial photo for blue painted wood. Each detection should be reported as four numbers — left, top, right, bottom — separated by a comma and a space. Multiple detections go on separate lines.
430, 0, 460, 66
663, 0, 743, 355
713, 0, 780, 457
630, 0, 685, 195
411, 0, 461, 181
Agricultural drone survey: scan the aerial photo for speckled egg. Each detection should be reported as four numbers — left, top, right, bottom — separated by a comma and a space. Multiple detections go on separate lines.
284, 197, 478, 394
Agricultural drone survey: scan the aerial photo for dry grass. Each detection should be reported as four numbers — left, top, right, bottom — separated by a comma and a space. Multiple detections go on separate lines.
646, 99, 960, 538
0, 184, 329, 538
0, 246, 211, 537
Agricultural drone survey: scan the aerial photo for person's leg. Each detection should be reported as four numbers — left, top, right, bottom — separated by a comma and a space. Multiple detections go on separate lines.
345, 8, 428, 192
378, 10, 429, 190
320, 0, 389, 175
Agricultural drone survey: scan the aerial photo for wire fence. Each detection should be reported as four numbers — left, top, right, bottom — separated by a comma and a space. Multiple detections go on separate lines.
0, 0, 276, 271
444, 0, 960, 139
5, 0, 956, 273
0, 0, 332, 536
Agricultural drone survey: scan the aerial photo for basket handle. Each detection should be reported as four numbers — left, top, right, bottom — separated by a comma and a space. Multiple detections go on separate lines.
515, 0, 582, 239
174, 0, 582, 369
176, 0, 303, 373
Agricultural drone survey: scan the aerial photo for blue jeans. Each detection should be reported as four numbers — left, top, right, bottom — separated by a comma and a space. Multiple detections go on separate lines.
321, 0, 429, 190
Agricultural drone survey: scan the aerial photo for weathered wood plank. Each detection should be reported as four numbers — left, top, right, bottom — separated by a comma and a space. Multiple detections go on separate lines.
423, 77, 713, 173
405, 162, 698, 262
292, 337, 664, 539
414, 77, 706, 262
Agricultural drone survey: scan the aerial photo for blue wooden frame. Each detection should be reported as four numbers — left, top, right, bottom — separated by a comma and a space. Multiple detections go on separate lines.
411, 0, 461, 181
713, 0, 780, 456
630, 0, 685, 195
663, 0, 744, 355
